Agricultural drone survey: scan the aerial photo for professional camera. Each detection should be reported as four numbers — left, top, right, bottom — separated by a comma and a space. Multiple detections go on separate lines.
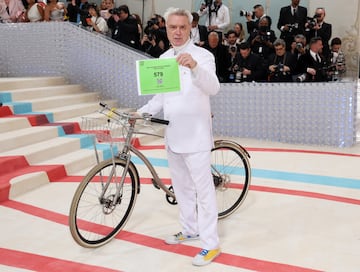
147, 18, 158, 28
229, 45, 237, 53
259, 31, 271, 42
296, 73, 307, 82
147, 30, 156, 41
288, 23, 299, 33
306, 14, 321, 30
295, 42, 303, 50
239, 10, 253, 18
109, 8, 120, 15
274, 63, 284, 74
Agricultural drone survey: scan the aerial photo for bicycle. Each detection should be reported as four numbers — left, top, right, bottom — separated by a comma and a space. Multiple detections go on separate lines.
69, 102, 251, 248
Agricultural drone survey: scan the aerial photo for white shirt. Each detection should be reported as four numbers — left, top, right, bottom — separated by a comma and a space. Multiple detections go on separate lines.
191, 26, 200, 44
91, 16, 108, 34
198, 3, 230, 32
138, 40, 220, 153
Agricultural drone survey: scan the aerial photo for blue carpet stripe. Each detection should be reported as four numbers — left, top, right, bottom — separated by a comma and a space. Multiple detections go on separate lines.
9, 102, 32, 114
0, 92, 12, 103
131, 156, 360, 190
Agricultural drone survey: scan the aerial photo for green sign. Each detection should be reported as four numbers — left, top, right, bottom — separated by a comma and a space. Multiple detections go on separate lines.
136, 58, 181, 95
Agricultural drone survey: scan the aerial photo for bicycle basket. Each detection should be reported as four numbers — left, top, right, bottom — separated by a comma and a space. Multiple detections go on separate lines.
80, 117, 125, 144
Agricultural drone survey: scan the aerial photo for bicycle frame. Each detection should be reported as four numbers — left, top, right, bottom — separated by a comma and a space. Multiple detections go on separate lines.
112, 115, 176, 201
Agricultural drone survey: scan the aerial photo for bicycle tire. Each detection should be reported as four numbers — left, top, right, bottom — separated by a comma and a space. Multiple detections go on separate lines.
69, 158, 138, 248
211, 140, 251, 219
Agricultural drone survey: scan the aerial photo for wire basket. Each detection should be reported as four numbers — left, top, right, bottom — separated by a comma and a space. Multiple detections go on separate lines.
80, 116, 127, 149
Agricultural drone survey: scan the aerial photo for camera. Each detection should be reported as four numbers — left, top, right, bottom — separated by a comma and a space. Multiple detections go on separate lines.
296, 73, 307, 82
147, 31, 155, 41
306, 14, 321, 30
109, 8, 119, 15
147, 18, 158, 28
274, 63, 284, 73
239, 10, 253, 17
288, 23, 299, 33
295, 42, 303, 50
229, 46, 237, 53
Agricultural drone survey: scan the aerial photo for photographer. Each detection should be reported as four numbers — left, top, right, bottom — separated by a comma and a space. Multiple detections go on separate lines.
190, 12, 207, 46
290, 34, 307, 60
143, 14, 169, 51
327, 37, 346, 81
243, 4, 271, 34
140, 16, 167, 58
108, 5, 140, 49
277, 0, 307, 50
247, 16, 276, 61
267, 39, 296, 82
203, 31, 230, 82
296, 36, 328, 82
198, 0, 230, 36
230, 42, 264, 82
305, 7, 332, 59
67, 0, 89, 24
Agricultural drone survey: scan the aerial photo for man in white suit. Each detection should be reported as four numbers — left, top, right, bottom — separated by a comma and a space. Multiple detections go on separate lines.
137, 7, 221, 266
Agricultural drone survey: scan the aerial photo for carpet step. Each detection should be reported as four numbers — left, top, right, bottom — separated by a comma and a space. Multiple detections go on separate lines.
0, 76, 67, 91
0, 126, 60, 152
2, 84, 84, 101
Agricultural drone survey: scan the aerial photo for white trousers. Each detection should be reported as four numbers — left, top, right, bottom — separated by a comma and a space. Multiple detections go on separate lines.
167, 148, 219, 250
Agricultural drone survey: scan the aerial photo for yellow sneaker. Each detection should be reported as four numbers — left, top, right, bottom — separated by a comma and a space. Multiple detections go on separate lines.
192, 248, 221, 266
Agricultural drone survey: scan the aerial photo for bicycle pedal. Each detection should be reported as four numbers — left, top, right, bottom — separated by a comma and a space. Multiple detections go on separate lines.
151, 178, 160, 190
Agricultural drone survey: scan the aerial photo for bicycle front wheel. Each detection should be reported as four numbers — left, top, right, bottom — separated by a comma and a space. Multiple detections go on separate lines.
211, 140, 251, 219
69, 158, 138, 248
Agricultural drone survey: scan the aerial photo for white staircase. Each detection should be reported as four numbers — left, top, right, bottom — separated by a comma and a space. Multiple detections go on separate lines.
0, 76, 120, 201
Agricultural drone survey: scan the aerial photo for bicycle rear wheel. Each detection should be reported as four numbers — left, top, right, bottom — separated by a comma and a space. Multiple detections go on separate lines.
69, 158, 138, 248
211, 140, 251, 219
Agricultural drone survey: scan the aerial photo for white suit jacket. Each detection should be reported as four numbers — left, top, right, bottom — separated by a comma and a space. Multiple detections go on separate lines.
138, 41, 220, 153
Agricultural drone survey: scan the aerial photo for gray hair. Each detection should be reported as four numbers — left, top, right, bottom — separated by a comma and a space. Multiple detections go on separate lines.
273, 38, 286, 48
163, 7, 193, 24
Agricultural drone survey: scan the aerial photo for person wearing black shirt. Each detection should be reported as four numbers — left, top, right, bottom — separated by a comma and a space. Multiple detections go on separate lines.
296, 36, 328, 82
108, 5, 140, 49
203, 31, 230, 83
267, 39, 297, 82
277, 0, 307, 50
230, 42, 264, 82
246, 4, 271, 34
305, 7, 332, 59
247, 16, 276, 61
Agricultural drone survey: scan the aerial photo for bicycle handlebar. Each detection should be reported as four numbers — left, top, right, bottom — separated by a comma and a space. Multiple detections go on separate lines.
99, 102, 169, 125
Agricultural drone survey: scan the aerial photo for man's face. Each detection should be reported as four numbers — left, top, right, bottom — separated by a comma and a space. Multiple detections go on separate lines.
227, 33, 237, 45
315, 8, 325, 22
208, 35, 219, 48
311, 40, 323, 53
275, 45, 286, 57
292, 0, 300, 7
240, 48, 250, 58
166, 14, 191, 47
331, 44, 341, 53
254, 7, 263, 19
118, 10, 128, 21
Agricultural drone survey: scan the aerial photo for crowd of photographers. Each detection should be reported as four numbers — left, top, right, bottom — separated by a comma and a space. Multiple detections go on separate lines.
199, 0, 346, 83
1, 0, 348, 82
101, 0, 346, 83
